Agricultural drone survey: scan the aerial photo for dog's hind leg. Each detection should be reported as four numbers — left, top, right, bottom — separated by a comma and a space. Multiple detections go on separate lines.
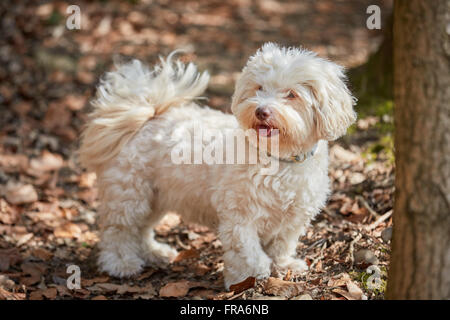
96, 166, 154, 278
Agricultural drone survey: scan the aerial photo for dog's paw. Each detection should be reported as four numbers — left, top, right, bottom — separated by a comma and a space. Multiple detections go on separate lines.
253, 254, 273, 279
223, 253, 272, 289
144, 241, 178, 266
275, 257, 308, 274
98, 250, 144, 278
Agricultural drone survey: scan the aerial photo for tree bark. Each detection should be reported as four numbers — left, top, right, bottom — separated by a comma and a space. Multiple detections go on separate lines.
386, 0, 450, 299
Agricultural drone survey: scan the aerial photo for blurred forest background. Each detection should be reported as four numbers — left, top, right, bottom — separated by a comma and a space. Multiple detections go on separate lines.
0, 0, 395, 300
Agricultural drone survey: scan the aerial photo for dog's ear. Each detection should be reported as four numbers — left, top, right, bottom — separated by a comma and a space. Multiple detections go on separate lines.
311, 62, 356, 141
231, 67, 251, 115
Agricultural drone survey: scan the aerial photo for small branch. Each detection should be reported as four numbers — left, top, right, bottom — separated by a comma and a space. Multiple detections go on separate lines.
175, 234, 190, 250
348, 233, 363, 267
364, 209, 393, 231
228, 291, 246, 300
356, 195, 380, 220
309, 241, 327, 270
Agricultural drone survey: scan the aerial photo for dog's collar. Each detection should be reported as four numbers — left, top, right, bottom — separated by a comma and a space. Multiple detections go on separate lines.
268, 143, 318, 164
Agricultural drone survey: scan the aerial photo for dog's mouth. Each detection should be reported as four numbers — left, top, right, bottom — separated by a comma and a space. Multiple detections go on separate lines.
255, 124, 279, 137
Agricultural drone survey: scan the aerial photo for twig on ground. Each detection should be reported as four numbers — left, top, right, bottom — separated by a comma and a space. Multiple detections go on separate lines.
356, 195, 380, 220
364, 209, 393, 231
175, 234, 190, 250
309, 241, 327, 270
322, 207, 338, 218
228, 291, 246, 300
348, 233, 363, 267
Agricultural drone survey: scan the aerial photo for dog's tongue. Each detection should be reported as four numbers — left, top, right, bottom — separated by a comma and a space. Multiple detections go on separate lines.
256, 124, 271, 137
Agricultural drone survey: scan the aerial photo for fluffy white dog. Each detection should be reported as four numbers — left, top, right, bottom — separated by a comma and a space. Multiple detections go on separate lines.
79, 43, 356, 289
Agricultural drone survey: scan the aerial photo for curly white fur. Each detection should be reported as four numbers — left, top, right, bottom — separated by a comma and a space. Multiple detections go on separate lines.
79, 43, 356, 289
78, 52, 210, 172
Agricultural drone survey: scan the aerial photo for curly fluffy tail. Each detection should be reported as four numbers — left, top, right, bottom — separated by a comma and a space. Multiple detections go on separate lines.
78, 52, 210, 172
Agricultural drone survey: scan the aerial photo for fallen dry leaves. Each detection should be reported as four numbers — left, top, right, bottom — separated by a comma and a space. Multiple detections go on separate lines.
174, 248, 200, 262
329, 273, 367, 300
4, 183, 38, 205
263, 277, 304, 299
0, 248, 22, 271
229, 277, 256, 294
159, 280, 191, 298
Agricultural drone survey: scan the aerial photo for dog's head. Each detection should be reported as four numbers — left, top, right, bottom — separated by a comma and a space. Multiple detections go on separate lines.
231, 43, 356, 157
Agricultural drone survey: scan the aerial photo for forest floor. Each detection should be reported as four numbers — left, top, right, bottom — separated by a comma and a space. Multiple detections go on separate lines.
0, 0, 394, 300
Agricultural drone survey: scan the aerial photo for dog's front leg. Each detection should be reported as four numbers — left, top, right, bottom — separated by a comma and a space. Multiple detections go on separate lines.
218, 219, 272, 289
264, 226, 308, 275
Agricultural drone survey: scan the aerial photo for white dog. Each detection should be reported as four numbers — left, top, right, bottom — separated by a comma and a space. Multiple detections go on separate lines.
79, 43, 356, 289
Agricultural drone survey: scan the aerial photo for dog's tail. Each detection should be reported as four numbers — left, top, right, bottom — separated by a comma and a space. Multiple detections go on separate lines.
78, 52, 210, 172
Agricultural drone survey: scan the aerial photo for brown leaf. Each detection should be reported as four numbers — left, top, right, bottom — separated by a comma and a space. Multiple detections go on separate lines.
0, 275, 15, 290
15, 233, 33, 246
229, 276, 256, 294
91, 295, 108, 300
332, 278, 367, 300
4, 183, 38, 205
42, 287, 57, 299
20, 262, 46, 286
159, 280, 190, 298
64, 94, 87, 111
43, 102, 72, 130
72, 288, 90, 299
0, 154, 29, 173
194, 263, 210, 276
155, 212, 180, 233
0, 199, 20, 225
76, 70, 95, 84
331, 145, 360, 163
20, 274, 41, 286
212, 291, 235, 300
136, 269, 155, 281
0, 287, 26, 300
345, 280, 367, 300
283, 269, 292, 281
76, 188, 98, 205
29, 150, 64, 173
0, 248, 22, 271
263, 277, 304, 298
117, 283, 155, 295
81, 276, 110, 287
29, 290, 44, 300
78, 172, 96, 188
339, 199, 353, 215
189, 289, 217, 299
54, 222, 82, 239
31, 248, 53, 261
332, 288, 355, 300
174, 249, 199, 262
55, 285, 71, 297
87, 283, 121, 293
327, 278, 348, 288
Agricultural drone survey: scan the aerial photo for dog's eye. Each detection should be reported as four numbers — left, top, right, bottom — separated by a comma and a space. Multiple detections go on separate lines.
286, 90, 297, 99
257, 85, 263, 91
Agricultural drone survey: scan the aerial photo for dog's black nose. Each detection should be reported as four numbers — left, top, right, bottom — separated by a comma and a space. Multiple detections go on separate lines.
255, 106, 271, 120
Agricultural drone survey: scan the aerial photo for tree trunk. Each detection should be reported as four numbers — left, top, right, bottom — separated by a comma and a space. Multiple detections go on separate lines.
386, 0, 450, 299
